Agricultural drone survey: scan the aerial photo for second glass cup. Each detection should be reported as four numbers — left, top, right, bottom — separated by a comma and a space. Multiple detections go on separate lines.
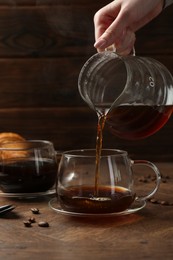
0, 140, 58, 193
57, 149, 161, 214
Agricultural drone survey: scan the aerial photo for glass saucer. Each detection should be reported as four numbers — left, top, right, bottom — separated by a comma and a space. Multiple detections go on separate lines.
49, 197, 146, 217
0, 188, 55, 199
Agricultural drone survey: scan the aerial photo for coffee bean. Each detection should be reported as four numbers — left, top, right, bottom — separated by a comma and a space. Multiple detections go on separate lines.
160, 201, 169, 206
149, 198, 158, 204
23, 221, 32, 227
138, 177, 148, 183
28, 217, 36, 223
143, 179, 148, 183
31, 208, 40, 214
151, 177, 156, 181
38, 221, 49, 227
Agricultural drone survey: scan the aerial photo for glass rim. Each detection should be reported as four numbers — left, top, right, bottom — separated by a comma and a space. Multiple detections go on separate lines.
0, 140, 53, 151
62, 148, 128, 157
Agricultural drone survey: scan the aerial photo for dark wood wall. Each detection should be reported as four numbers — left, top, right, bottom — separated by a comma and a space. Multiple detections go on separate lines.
0, 0, 173, 161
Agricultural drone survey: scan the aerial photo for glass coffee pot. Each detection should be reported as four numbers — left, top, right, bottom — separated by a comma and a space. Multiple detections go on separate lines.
78, 50, 173, 140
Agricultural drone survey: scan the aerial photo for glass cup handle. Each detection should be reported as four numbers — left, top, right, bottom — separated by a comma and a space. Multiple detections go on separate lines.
132, 160, 161, 201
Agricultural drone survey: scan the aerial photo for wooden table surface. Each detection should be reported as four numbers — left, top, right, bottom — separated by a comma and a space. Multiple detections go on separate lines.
0, 162, 173, 260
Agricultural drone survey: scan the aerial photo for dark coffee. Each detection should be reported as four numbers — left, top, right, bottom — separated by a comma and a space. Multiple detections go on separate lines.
94, 114, 106, 196
0, 158, 57, 193
106, 105, 173, 140
59, 185, 136, 213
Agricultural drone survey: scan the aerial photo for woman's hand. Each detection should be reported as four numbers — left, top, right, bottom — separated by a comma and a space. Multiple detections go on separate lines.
94, 0, 164, 55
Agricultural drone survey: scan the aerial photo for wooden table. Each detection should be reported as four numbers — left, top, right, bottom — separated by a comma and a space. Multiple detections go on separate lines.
0, 162, 173, 260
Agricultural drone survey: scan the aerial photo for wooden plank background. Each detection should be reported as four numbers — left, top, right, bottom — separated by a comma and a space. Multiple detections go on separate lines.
0, 0, 173, 161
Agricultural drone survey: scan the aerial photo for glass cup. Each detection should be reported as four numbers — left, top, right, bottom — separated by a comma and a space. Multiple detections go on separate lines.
0, 140, 58, 193
57, 149, 161, 214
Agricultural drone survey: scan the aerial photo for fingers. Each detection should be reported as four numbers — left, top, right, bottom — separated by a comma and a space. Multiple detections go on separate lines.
93, 0, 163, 55
94, 25, 126, 53
94, 28, 124, 53
94, 28, 136, 56
115, 29, 136, 55
94, 3, 136, 55
94, 1, 123, 52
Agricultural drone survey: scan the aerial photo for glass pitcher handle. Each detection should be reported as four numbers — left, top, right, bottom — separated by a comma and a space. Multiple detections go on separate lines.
105, 45, 136, 56
131, 160, 161, 201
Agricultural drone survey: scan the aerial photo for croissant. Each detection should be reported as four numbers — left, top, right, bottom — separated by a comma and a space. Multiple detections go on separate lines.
0, 132, 28, 160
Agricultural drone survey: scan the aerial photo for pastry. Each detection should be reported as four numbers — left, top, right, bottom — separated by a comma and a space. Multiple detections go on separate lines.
0, 132, 27, 160
0, 132, 25, 145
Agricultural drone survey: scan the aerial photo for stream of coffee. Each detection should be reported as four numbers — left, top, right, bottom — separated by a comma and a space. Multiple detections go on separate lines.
94, 113, 106, 196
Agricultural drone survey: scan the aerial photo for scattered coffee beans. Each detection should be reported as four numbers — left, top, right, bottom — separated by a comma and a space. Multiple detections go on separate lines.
28, 217, 36, 223
149, 198, 158, 204
31, 208, 40, 214
160, 201, 169, 206
148, 197, 173, 206
139, 173, 173, 207
38, 221, 49, 227
23, 221, 32, 227
23, 208, 50, 228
